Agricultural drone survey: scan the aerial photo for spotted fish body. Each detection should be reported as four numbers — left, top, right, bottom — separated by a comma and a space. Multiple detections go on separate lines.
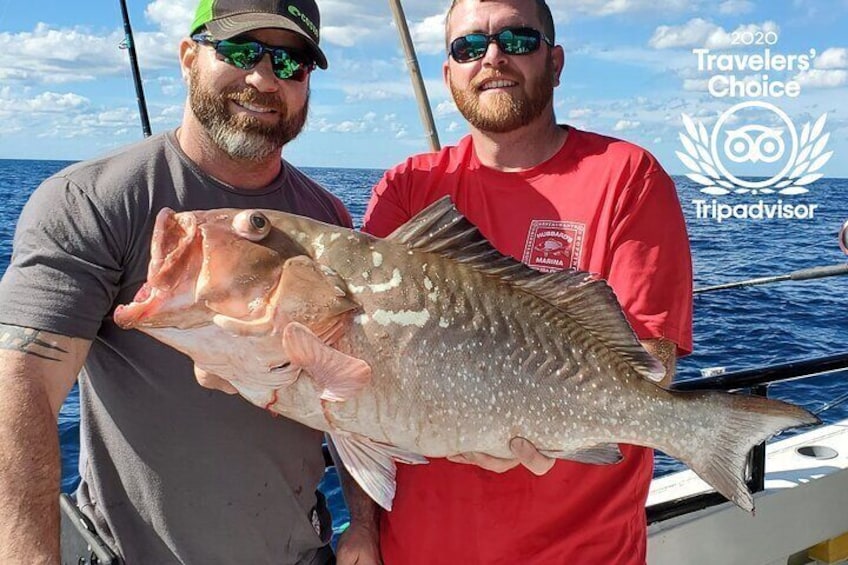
114, 198, 818, 512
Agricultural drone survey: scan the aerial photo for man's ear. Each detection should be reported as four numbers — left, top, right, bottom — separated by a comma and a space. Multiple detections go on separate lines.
442, 59, 451, 89
552, 45, 565, 87
178, 37, 197, 83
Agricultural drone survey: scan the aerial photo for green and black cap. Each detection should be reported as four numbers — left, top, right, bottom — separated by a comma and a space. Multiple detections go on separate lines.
190, 0, 328, 69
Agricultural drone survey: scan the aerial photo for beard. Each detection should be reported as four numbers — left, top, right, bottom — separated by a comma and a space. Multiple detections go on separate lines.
451, 56, 555, 134
188, 63, 308, 161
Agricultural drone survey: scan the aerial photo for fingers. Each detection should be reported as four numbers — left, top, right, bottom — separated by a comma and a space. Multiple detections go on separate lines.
194, 365, 238, 394
510, 437, 556, 476
446, 452, 520, 473
446, 438, 556, 475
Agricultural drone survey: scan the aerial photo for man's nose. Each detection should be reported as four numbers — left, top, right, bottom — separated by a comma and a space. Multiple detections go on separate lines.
480, 40, 507, 67
244, 53, 280, 92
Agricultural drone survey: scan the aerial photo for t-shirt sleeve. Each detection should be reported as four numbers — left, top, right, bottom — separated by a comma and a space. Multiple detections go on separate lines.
0, 175, 124, 339
362, 166, 413, 237
605, 167, 693, 356
329, 194, 354, 229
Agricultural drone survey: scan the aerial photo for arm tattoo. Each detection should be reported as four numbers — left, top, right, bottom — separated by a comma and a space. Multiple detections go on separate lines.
0, 324, 69, 362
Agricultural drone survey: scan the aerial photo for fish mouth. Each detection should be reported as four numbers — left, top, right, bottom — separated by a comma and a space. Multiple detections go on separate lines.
114, 208, 200, 329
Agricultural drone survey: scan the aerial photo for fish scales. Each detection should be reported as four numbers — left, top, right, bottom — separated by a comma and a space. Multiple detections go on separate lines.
114, 198, 819, 511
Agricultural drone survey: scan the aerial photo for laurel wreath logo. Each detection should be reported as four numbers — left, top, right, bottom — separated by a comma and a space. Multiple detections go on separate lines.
676, 113, 833, 196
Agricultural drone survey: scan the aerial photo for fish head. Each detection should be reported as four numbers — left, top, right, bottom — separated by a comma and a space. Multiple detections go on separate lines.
114, 207, 308, 330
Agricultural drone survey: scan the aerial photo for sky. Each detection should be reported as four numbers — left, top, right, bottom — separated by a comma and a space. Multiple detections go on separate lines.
0, 0, 847, 177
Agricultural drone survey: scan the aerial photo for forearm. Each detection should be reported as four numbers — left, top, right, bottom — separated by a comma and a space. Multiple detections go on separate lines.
326, 436, 380, 530
0, 366, 62, 561
0, 326, 89, 562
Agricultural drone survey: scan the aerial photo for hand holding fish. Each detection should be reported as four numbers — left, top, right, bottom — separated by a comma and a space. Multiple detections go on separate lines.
194, 366, 238, 394
335, 521, 382, 565
447, 437, 556, 475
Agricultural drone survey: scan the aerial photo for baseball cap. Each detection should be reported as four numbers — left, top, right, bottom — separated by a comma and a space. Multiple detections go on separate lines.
190, 0, 328, 69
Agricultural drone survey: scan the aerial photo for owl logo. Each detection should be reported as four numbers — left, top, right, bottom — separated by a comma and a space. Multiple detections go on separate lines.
723, 125, 786, 164
676, 100, 832, 195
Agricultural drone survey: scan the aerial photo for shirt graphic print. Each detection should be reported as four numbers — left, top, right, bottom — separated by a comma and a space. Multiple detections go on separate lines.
521, 219, 586, 272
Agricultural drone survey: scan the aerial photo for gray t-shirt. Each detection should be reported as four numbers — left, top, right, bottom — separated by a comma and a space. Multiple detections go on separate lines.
0, 131, 352, 563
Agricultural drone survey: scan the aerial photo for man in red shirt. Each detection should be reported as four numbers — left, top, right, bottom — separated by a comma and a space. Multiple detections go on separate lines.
335, 0, 692, 563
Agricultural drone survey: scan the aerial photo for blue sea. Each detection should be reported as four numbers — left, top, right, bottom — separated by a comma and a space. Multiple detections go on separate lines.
1, 158, 847, 537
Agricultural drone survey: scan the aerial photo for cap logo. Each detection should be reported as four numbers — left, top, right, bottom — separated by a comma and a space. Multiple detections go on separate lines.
288, 5, 318, 39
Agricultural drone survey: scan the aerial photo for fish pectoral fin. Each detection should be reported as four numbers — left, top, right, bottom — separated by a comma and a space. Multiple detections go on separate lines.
542, 444, 623, 465
282, 322, 371, 402
212, 313, 274, 337
330, 433, 427, 511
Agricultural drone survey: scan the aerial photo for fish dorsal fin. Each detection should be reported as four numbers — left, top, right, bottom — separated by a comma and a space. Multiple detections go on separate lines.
387, 197, 665, 381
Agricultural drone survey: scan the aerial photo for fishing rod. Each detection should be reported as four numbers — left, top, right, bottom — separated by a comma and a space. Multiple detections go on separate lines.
695, 220, 848, 294
387, 0, 441, 152
694, 263, 848, 294
118, 0, 152, 137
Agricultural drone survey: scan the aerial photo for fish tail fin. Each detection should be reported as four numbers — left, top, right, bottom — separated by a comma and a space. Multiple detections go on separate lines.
686, 393, 819, 512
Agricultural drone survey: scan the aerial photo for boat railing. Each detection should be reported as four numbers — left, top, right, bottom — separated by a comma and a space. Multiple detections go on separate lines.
647, 351, 848, 523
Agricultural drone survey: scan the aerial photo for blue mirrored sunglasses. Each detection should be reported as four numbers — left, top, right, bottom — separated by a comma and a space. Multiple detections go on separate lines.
449, 27, 553, 63
192, 34, 314, 82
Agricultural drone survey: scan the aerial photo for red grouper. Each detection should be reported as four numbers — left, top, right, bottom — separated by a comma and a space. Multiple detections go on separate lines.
114, 197, 819, 512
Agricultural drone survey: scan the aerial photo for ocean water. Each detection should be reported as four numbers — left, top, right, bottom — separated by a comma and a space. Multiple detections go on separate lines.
1, 158, 847, 535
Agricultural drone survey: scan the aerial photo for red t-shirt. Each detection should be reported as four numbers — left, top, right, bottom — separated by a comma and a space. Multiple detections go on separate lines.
362, 127, 693, 565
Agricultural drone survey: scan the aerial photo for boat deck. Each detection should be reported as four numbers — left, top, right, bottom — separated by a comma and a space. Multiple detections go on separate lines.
648, 419, 848, 564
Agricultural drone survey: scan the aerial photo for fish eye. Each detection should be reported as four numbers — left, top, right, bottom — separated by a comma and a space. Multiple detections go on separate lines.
251, 213, 267, 230
234, 210, 271, 241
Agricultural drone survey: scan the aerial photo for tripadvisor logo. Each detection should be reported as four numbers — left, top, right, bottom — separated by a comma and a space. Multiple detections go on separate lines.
676, 32, 833, 223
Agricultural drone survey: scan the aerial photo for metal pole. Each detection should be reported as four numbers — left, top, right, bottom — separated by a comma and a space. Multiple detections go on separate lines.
118, 0, 152, 137
387, 0, 441, 152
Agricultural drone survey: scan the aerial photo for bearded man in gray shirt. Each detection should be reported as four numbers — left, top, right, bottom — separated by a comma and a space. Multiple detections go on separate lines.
0, 0, 349, 562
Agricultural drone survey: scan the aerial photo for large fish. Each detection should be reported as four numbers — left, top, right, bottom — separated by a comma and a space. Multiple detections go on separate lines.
114, 198, 818, 512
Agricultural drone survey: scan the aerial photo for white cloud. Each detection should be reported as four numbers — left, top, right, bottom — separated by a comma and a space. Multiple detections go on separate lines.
310, 117, 366, 133
145, 0, 195, 40
548, 0, 693, 17
614, 119, 641, 131
794, 69, 848, 88
649, 19, 779, 50
815, 48, 848, 69
307, 111, 410, 137
411, 13, 447, 55
0, 21, 181, 90
0, 24, 124, 85
342, 84, 409, 102
718, 0, 755, 15
29, 92, 89, 112
683, 78, 710, 91
340, 78, 445, 103
568, 108, 593, 119
323, 26, 367, 48
157, 76, 184, 97
160, 104, 184, 118
0, 90, 90, 115
435, 100, 457, 117
446, 121, 461, 132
